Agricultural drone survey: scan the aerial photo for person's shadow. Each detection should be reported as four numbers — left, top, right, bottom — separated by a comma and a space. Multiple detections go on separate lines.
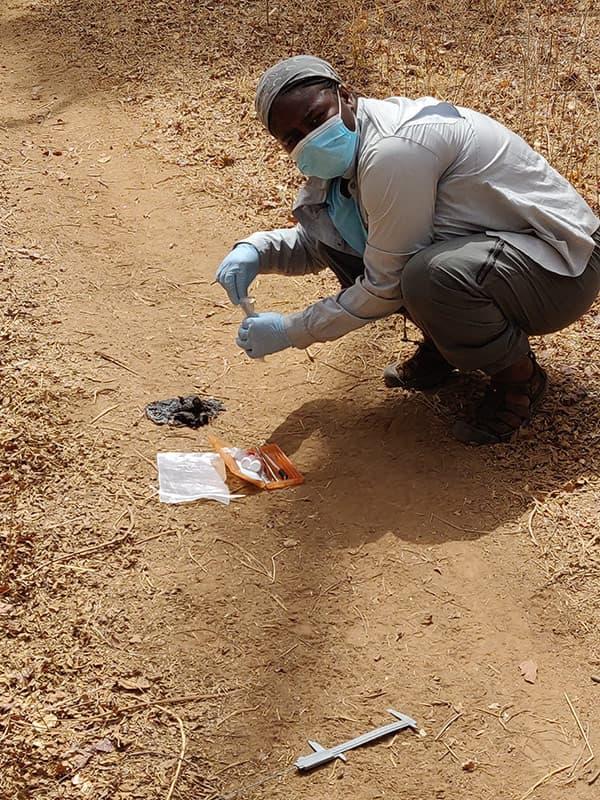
266, 360, 594, 550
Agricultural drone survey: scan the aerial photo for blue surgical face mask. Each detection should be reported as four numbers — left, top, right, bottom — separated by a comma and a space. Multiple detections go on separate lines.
291, 90, 358, 179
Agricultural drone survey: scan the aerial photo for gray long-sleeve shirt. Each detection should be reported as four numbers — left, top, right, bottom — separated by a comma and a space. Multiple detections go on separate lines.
242, 96, 599, 349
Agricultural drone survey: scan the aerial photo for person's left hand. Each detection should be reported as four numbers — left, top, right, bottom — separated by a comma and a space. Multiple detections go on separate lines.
236, 312, 291, 359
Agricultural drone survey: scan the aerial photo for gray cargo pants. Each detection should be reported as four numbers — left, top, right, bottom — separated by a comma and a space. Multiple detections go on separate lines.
322, 231, 600, 375
397, 231, 600, 374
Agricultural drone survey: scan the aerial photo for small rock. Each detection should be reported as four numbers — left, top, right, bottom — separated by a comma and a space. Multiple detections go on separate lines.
519, 660, 538, 684
462, 759, 477, 772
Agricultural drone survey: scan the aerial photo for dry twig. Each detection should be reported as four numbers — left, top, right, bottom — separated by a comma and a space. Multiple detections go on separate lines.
27, 508, 135, 575
434, 710, 463, 741
432, 514, 495, 536
89, 403, 120, 425
518, 763, 573, 800
215, 705, 260, 729
85, 689, 239, 721
565, 692, 595, 769
215, 537, 275, 582
157, 706, 187, 800
527, 505, 540, 547
95, 349, 139, 375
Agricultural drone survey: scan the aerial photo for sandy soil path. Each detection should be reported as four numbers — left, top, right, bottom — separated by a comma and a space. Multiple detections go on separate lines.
1, 3, 598, 799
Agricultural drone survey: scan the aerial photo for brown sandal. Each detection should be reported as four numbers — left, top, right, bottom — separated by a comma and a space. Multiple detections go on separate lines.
453, 352, 547, 445
384, 340, 456, 390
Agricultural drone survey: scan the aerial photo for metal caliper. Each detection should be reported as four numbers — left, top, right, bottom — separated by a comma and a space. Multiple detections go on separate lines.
295, 709, 418, 771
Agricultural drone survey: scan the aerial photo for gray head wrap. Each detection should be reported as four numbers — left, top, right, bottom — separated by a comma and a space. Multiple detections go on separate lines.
255, 55, 342, 131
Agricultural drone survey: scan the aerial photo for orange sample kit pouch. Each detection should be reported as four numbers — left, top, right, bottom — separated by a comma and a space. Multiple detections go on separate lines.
208, 435, 304, 490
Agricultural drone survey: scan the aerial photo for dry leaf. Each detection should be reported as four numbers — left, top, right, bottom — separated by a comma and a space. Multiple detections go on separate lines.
0, 601, 13, 616
32, 713, 59, 732
54, 762, 70, 778
71, 751, 93, 771
519, 660, 538, 684
92, 738, 114, 753
116, 676, 152, 692
0, 696, 12, 713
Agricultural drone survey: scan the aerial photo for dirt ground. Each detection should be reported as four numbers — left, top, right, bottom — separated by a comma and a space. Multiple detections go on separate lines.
1, 1, 599, 799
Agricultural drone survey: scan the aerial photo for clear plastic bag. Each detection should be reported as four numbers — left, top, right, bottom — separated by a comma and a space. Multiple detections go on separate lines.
208, 435, 304, 490
157, 452, 231, 504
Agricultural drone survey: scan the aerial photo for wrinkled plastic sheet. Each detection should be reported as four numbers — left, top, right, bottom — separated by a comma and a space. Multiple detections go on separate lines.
157, 451, 231, 504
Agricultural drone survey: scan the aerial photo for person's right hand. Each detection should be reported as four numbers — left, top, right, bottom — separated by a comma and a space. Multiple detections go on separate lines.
215, 244, 260, 306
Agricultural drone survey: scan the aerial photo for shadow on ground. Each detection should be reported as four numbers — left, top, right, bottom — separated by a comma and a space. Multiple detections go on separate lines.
266, 356, 597, 542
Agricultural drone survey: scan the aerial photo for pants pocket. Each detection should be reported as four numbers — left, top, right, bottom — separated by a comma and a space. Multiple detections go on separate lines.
476, 238, 505, 285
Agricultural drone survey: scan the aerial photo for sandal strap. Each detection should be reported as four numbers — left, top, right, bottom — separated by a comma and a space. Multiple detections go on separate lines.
476, 388, 528, 436
453, 353, 548, 445
490, 359, 546, 402
476, 359, 547, 439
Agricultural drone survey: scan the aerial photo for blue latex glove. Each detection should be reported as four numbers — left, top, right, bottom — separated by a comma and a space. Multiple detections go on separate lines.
215, 243, 260, 305
236, 312, 291, 359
